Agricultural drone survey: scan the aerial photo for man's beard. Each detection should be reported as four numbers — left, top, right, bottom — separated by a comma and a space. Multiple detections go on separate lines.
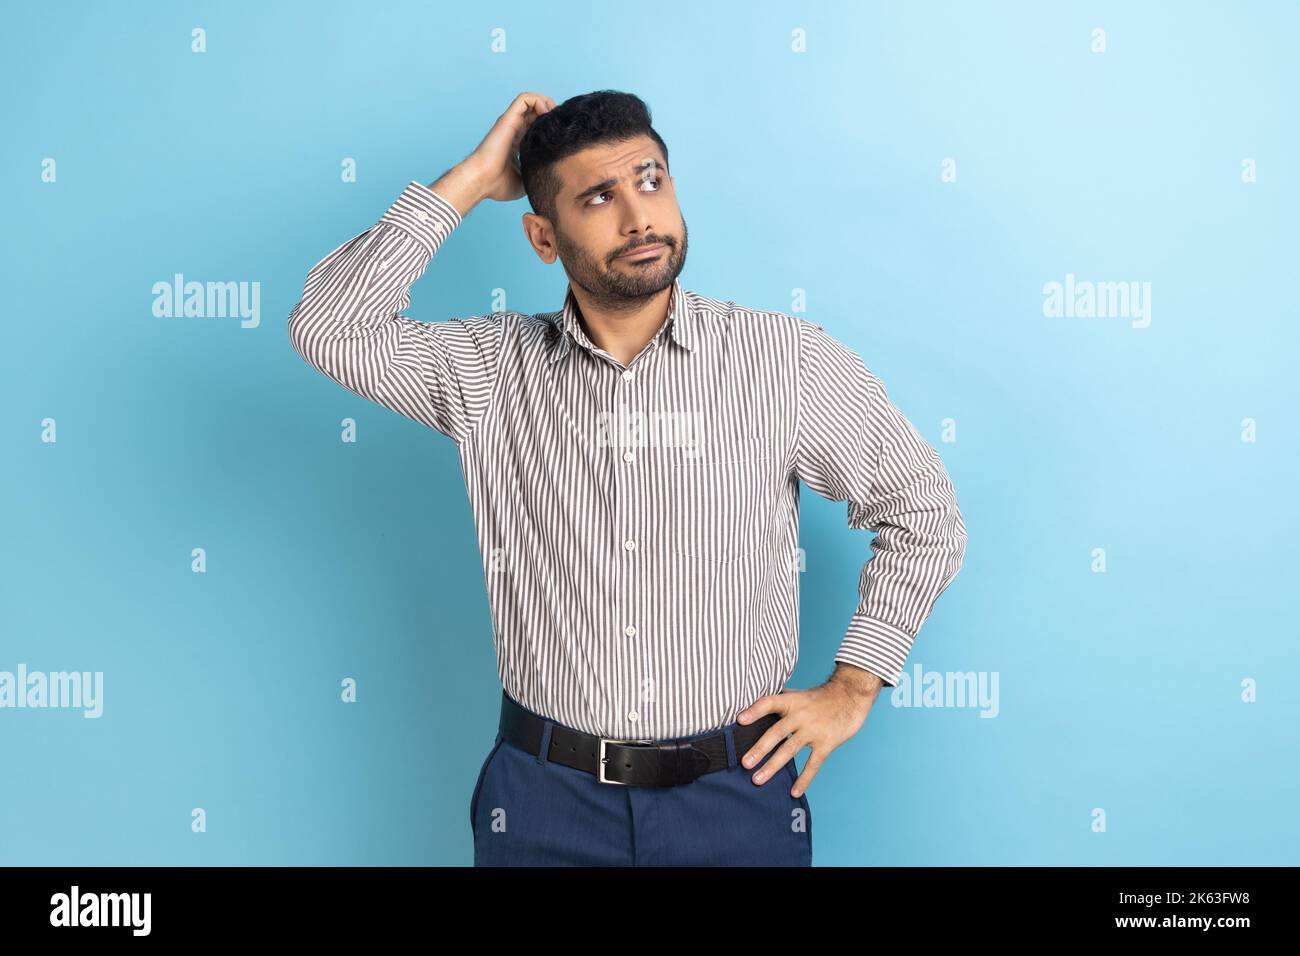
556, 221, 689, 307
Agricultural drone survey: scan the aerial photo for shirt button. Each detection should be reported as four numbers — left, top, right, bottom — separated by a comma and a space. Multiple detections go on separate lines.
624, 625, 637, 637
621, 370, 633, 382
627, 710, 639, 722
623, 538, 636, 552
416, 209, 430, 222
622, 450, 635, 463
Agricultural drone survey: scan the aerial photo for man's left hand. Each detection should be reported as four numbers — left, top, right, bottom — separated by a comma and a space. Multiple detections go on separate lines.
735, 663, 883, 797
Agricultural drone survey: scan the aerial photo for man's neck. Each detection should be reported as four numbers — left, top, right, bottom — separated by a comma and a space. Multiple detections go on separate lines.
571, 285, 671, 366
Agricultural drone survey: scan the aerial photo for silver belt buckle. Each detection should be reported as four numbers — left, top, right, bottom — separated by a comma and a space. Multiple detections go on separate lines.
597, 737, 656, 784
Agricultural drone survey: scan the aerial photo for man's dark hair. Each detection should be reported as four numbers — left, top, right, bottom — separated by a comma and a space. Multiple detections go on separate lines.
518, 90, 669, 224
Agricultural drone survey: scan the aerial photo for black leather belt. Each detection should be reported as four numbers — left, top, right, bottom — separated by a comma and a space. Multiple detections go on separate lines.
498, 691, 781, 787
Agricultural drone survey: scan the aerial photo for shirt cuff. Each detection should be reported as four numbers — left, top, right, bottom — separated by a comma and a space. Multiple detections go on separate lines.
378, 180, 463, 258
833, 614, 916, 688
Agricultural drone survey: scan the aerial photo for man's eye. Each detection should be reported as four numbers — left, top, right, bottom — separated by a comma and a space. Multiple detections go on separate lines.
588, 177, 662, 206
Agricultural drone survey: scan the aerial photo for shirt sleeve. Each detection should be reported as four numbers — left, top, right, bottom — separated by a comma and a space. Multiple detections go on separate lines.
286, 180, 503, 444
793, 319, 968, 687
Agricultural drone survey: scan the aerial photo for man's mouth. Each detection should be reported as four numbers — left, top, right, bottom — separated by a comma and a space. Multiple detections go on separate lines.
617, 243, 667, 260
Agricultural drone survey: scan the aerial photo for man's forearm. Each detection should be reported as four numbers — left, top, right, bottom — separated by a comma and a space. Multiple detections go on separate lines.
285, 174, 475, 437
827, 661, 884, 702
428, 161, 489, 220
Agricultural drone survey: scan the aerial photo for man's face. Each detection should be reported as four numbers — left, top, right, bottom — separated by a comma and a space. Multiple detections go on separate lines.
539, 135, 688, 303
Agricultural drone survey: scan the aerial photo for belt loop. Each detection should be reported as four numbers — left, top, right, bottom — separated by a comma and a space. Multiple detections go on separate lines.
537, 719, 554, 766
724, 724, 738, 768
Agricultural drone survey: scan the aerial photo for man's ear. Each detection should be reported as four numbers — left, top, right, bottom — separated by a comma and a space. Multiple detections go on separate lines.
521, 212, 558, 264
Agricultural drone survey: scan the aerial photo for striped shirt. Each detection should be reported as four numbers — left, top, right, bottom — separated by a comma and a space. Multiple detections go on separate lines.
287, 179, 968, 740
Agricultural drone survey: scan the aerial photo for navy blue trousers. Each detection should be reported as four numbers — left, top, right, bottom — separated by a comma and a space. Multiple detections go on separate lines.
469, 696, 813, 866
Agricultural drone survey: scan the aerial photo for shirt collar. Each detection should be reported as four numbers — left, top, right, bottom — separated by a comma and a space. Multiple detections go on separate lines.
548, 276, 696, 364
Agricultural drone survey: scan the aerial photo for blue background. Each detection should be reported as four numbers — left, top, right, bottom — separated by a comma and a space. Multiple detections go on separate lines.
2, 0, 1296, 866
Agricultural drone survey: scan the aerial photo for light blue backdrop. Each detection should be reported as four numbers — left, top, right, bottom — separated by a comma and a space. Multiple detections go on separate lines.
2, 0, 1296, 866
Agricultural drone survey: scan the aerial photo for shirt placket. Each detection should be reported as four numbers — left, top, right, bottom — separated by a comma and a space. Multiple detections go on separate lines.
585, 330, 666, 739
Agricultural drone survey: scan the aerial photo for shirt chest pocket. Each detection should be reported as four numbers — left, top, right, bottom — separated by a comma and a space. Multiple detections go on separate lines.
667, 439, 774, 563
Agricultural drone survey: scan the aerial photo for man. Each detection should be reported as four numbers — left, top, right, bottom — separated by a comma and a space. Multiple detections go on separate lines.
287, 90, 968, 866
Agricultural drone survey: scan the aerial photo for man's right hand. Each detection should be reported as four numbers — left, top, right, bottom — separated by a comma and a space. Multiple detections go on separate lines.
464, 91, 556, 203
429, 92, 556, 218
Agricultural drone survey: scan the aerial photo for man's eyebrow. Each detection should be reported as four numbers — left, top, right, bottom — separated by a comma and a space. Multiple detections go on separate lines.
573, 159, 667, 204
